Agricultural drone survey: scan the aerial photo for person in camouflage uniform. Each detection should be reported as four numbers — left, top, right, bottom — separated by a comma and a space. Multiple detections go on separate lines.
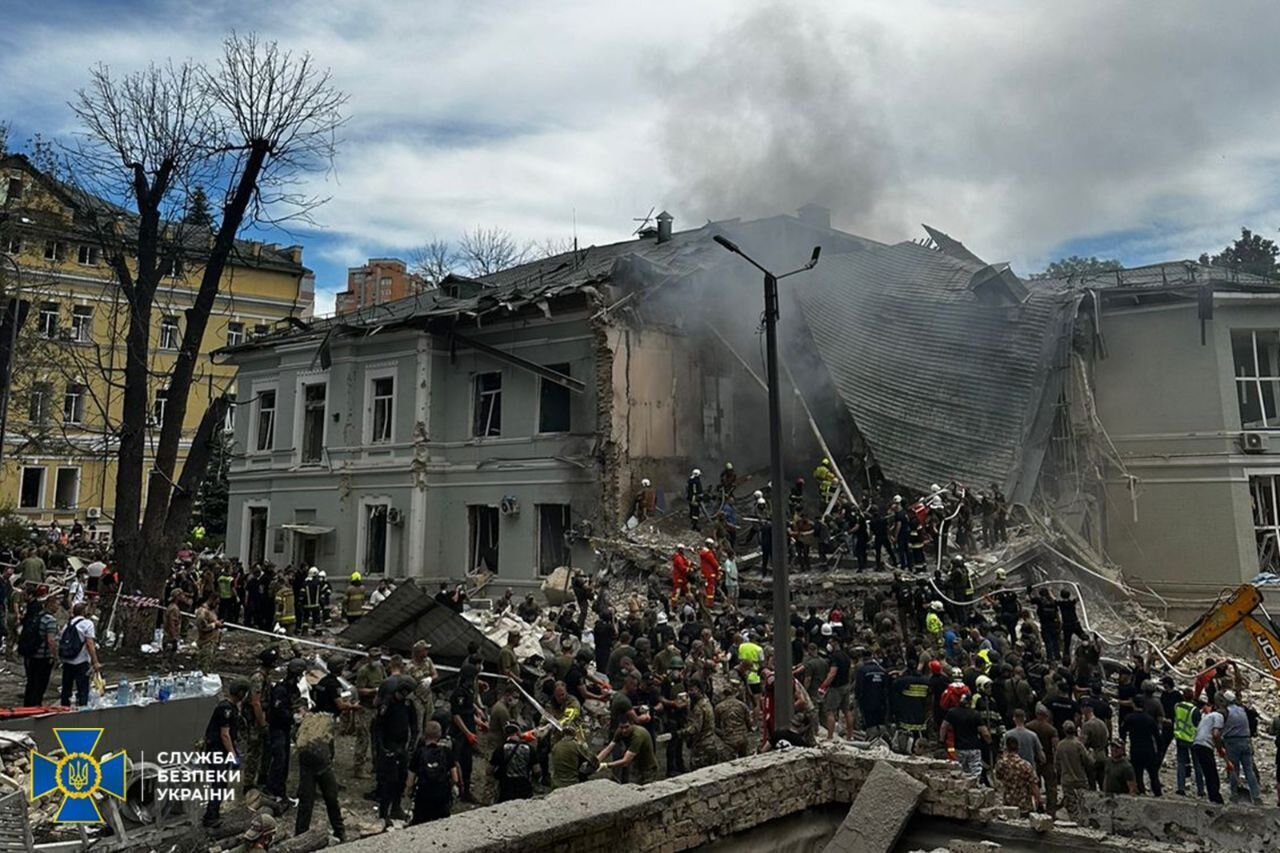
243, 648, 279, 790
679, 680, 727, 770
351, 647, 386, 779
405, 640, 439, 731
715, 680, 753, 758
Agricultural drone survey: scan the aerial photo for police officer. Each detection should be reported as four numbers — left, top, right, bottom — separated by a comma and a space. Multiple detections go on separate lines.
373, 674, 418, 827
266, 658, 305, 800
202, 678, 249, 828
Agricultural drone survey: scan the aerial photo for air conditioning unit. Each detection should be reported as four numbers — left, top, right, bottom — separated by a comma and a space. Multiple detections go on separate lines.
1242, 432, 1270, 454
386, 507, 404, 525
499, 496, 520, 517
86, 507, 101, 520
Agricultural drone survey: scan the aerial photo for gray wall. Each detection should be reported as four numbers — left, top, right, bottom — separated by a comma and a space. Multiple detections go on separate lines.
1092, 297, 1280, 602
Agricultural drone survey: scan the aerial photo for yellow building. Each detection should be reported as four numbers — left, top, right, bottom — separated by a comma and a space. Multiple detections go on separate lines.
0, 154, 312, 539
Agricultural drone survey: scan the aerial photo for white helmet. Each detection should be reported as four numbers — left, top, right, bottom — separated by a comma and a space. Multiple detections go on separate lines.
641, 478, 651, 488
753, 490, 763, 500
704, 538, 715, 547
308, 566, 320, 578
931, 483, 942, 493
691, 468, 701, 478
995, 568, 1007, 580
976, 674, 993, 691
757, 498, 767, 507
930, 601, 944, 612
820, 622, 834, 637
893, 494, 903, 503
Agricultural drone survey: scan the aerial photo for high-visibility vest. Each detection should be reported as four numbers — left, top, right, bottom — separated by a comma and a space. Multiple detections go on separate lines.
216, 575, 233, 599
1173, 701, 1196, 743
925, 613, 943, 635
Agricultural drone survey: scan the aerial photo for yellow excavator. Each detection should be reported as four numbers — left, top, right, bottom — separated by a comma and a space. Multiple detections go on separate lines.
1164, 584, 1280, 679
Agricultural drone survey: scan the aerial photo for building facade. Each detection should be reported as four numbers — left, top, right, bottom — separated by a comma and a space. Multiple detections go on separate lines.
334, 258, 427, 315
0, 154, 311, 537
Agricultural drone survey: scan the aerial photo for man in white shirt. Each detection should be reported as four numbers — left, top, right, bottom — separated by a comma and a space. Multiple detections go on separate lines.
1191, 695, 1225, 804
68, 570, 88, 607
59, 602, 101, 707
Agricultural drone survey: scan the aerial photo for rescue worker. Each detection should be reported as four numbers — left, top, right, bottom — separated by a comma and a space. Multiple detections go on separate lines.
344, 572, 366, 623
1173, 687, 1204, 797
993, 569, 1019, 638
925, 601, 944, 645
373, 674, 418, 827
405, 720, 459, 824
889, 661, 931, 755
548, 712, 597, 788
216, 565, 236, 622
671, 546, 691, 606
266, 658, 305, 801
274, 581, 296, 635
352, 647, 386, 780
488, 722, 535, 802
679, 679, 725, 770
244, 648, 278, 791
813, 457, 836, 503
698, 540, 720, 609
719, 462, 737, 501
201, 678, 248, 828
301, 567, 324, 634
687, 468, 705, 531
788, 477, 806, 518
294, 672, 346, 842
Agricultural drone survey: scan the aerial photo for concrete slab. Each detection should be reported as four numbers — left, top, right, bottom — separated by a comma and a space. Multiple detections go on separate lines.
822, 760, 927, 853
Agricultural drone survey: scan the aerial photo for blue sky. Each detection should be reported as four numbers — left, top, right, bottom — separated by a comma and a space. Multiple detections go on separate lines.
5, 0, 1280, 311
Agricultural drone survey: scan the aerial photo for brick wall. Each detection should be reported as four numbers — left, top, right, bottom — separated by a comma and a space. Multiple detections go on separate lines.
337, 745, 997, 853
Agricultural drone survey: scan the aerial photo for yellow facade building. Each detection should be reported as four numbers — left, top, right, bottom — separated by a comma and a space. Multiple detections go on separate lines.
0, 154, 312, 539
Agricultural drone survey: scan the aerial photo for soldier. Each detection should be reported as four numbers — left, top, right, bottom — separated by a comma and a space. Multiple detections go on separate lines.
715, 678, 753, 758
243, 648, 278, 792
274, 581, 296, 635
406, 640, 440, 731
194, 593, 223, 675
294, 667, 346, 842
351, 647, 386, 780
679, 680, 726, 770
229, 812, 276, 853
162, 589, 187, 670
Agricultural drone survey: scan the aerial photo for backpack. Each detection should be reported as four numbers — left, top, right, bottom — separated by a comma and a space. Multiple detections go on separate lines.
417, 744, 450, 787
58, 618, 85, 661
16, 603, 43, 657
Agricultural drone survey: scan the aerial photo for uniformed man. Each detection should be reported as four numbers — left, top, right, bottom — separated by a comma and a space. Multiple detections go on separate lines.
548, 712, 596, 789
679, 680, 725, 770
162, 589, 187, 670
243, 648, 278, 792
201, 678, 249, 828
405, 640, 440, 731
194, 593, 223, 675
265, 658, 305, 801
301, 567, 324, 634
498, 631, 521, 682
715, 679, 753, 758
294, 668, 346, 842
351, 647, 386, 779
274, 582, 296, 635
343, 572, 366, 623
229, 812, 276, 853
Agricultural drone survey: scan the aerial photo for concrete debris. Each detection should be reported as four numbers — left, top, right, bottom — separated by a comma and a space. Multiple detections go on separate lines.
823, 760, 927, 853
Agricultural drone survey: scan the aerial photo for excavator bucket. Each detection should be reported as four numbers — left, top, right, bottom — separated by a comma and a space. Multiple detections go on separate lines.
1164, 584, 1263, 665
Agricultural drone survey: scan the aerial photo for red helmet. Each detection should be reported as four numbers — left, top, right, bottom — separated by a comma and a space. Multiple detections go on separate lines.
929, 660, 943, 675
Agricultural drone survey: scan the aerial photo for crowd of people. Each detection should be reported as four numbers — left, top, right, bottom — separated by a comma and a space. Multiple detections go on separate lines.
3, 475, 1278, 846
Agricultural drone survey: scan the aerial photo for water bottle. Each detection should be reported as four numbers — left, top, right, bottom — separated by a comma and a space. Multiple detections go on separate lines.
146, 675, 158, 701
116, 679, 131, 706
158, 677, 173, 702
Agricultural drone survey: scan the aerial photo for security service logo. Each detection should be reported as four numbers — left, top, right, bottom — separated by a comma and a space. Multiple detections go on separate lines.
30, 728, 127, 823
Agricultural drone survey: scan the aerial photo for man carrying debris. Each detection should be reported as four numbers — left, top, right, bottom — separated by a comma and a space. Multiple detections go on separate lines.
294, 676, 347, 842
597, 718, 658, 784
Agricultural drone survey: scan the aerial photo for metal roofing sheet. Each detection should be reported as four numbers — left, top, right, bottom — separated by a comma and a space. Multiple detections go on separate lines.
339, 580, 503, 665
795, 241, 1079, 500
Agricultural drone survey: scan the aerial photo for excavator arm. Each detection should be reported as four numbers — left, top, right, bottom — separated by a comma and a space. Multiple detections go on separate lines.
1241, 613, 1280, 681
1164, 584, 1263, 665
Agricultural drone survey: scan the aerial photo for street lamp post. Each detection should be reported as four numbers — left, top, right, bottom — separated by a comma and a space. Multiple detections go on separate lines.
713, 234, 819, 733
0, 251, 20, 468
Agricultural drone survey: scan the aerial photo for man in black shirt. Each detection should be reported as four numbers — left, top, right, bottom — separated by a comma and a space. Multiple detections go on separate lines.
1046, 686, 1079, 737
407, 720, 458, 825
266, 659, 304, 800
202, 679, 249, 828
1123, 705, 1162, 796
489, 722, 535, 802
819, 637, 853, 741
854, 653, 890, 735
373, 675, 418, 827
450, 665, 485, 803
593, 610, 616, 671
941, 702, 989, 779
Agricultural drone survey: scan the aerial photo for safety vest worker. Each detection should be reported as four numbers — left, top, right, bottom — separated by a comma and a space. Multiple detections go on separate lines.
1173, 700, 1197, 742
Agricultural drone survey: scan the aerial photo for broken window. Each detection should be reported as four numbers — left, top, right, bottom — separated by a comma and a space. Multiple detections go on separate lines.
70, 305, 92, 343
1234, 330, 1280, 429
468, 505, 500, 573
247, 506, 268, 566
54, 468, 79, 510
1251, 475, 1280, 572
38, 303, 58, 339
4, 236, 21, 255
370, 376, 394, 443
538, 363, 572, 433
76, 244, 99, 266
537, 504, 571, 575
63, 383, 85, 424
19, 467, 43, 509
300, 382, 327, 463
364, 503, 389, 574
28, 381, 51, 425
159, 316, 180, 350
473, 371, 502, 437
43, 240, 66, 262
5, 177, 22, 203
256, 389, 276, 451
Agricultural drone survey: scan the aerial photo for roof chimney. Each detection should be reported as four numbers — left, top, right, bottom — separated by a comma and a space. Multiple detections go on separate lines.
656, 210, 674, 244
797, 204, 831, 230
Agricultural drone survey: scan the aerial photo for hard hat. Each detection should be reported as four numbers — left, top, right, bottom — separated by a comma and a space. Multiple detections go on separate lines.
641, 478, 651, 488
308, 566, 320, 577
1199, 693, 1209, 704
893, 494, 903, 503
704, 538, 715, 547
350, 571, 362, 582
930, 601, 944, 611
725, 462, 734, 470
928, 660, 942, 674
675, 544, 685, 551
976, 675, 992, 691
757, 498, 767, 507
795, 476, 805, 485
995, 568, 1007, 580
951, 667, 964, 679
820, 622, 834, 637
753, 490, 763, 499
931, 483, 941, 493
691, 468, 701, 478
822, 457, 830, 466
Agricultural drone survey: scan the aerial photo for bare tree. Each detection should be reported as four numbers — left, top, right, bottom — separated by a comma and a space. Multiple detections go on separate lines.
526, 236, 574, 260
407, 237, 456, 286
457, 226, 527, 276
67, 33, 346, 593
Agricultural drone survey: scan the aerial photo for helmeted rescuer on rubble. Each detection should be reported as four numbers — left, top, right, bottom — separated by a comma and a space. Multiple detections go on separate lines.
671, 545, 690, 605
632, 477, 657, 521
719, 462, 737, 500
687, 469, 704, 530
344, 572, 366, 623
813, 457, 836, 502
698, 540, 720, 608
301, 567, 324, 633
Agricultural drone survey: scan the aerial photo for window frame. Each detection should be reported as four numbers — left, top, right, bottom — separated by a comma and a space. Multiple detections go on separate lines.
152, 386, 169, 426
76, 244, 100, 266
159, 315, 180, 350
296, 377, 329, 465
70, 305, 93, 343
53, 467, 80, 510
63, 382, 85, 425
226, 321, 245, 348
3, 236, 21, 256
42, 240, 66, 263
254, 385, 278, 453
537, 362, 573, 434
364, 367, 396, 445
472, 370, 503, 438
536, 503, 571, 576
38, 303, 58, 339
18, 466, 45, 509
28, 380, 51, 425
357, 498, 392, 575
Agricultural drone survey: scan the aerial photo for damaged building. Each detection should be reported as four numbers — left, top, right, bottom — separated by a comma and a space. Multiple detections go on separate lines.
222, 211, 1280, 610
